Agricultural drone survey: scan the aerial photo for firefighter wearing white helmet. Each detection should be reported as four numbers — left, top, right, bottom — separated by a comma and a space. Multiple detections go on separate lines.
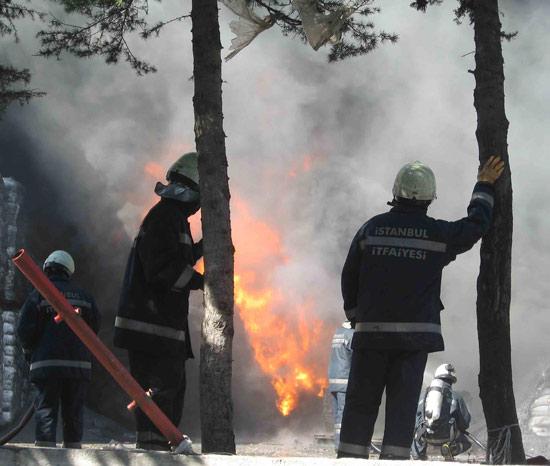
434, 363, 457, 383
17, 250, 100, 448
43, 250, 75, 276
115, 152, 204, 451
412, 364, 472, 460
338, 156, 504, 460
392, 161, 437, 202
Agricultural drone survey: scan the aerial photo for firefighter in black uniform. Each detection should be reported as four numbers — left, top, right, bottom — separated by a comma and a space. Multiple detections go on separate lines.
337, 156, 504, 459
114, 152, 204, 451
17, 250, 101, 448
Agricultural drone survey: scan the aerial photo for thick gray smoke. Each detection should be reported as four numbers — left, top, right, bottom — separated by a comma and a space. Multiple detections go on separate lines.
1, 0, 549, 446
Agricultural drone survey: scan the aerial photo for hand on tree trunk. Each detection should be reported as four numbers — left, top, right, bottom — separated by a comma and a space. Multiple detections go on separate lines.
478, 156, 505, 184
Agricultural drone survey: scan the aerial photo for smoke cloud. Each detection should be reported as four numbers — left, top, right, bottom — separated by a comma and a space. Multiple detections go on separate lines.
0, 0, 548, 447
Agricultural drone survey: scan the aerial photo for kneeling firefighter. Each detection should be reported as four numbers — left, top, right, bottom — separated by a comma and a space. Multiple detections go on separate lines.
412, 364, 472, 460
114, 152, 204, 451
17, 251, 101, 448
338, 156, 504, 460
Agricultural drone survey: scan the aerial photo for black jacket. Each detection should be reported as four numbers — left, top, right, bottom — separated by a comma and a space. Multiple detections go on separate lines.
341, 182, 494, 353
114, 198, 203, 357
16, 274, 101, 381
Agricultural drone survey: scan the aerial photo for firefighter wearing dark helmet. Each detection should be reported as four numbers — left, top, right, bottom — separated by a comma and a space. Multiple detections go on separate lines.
337, 156, 504, 460
17, 251, 101, 448
114, 152, 204, 451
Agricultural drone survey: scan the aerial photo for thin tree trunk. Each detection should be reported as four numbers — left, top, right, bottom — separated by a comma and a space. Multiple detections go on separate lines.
191, 0, 236, 454
472, 1, 524, 463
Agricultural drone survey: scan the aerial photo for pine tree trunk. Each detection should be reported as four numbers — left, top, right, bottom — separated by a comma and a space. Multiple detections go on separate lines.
191, 0, 236, 454
472, 1, 525, 463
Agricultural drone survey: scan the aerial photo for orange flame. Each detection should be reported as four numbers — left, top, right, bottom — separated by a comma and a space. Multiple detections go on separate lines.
232, 199, 329, 416
141, 161, 329, 416
144, 162, 165, 180
287, 154, 324, 178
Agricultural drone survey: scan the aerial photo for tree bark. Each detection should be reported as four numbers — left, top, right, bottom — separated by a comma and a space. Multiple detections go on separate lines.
472, 1, 525, 463
191, 0, 236, 454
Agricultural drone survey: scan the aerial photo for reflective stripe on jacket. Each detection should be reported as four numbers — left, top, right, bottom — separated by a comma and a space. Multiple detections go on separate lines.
328, 326, 354, 392
16, 275, 101, 381
114, 198, 203, 357
341, 182, 494, 353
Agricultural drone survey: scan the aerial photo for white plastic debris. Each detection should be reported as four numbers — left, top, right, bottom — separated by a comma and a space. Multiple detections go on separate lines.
220, 0, 275, 61
291, 0, 353, 50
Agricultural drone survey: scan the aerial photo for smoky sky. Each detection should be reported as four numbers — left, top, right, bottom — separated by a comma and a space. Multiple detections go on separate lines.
1, 0, 549, 444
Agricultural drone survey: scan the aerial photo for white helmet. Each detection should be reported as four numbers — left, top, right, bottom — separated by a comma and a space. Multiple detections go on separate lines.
166, 152, 199, 188
43, 250, 75, 276
392, 161, 436, 201
434, 363, 457, 384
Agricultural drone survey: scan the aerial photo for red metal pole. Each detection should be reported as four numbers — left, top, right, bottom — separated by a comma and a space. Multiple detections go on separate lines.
12, 249, 191, 451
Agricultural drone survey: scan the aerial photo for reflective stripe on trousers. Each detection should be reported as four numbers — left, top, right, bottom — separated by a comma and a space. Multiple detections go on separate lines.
381, 444, 411, 458
355, 321, 441, 334
115, 316, 186, 342
329, 378, 348, 385
338, 441, 370, 457
30, 360, 91, 371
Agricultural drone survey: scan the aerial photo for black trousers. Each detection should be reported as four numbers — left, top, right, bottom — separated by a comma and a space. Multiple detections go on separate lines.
128, 350, 186, 450
33, 378, 88, 446
338, 349, 427, 460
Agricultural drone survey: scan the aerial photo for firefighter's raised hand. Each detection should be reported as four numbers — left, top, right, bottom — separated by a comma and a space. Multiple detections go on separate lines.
478, 156, 505, 184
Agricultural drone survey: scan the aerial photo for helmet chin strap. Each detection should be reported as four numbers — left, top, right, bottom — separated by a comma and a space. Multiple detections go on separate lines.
155, 182, 200, 204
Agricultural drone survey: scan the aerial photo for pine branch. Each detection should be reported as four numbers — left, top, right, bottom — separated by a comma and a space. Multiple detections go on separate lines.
0, 65, 45, 113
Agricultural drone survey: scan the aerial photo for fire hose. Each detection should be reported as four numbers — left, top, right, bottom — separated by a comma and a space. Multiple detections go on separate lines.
0, 403, 34, 446
12, 249, 193, 454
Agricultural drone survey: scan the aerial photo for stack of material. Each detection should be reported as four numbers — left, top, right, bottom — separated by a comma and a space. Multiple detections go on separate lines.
528, 367, 550, 438
0, 176, 30, 425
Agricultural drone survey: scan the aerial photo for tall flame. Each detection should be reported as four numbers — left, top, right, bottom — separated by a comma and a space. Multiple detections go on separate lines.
140, 158, 329, 416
